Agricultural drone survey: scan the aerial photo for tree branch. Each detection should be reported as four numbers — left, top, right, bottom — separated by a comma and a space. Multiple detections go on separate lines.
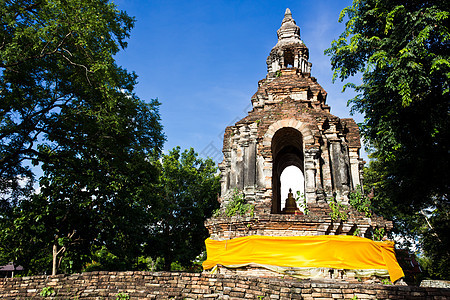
58, 52, 93, 85
0, 31, 73, 69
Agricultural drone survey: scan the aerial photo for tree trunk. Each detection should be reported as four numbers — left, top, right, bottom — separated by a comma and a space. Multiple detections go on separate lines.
164, 257, 172, 271
52, 243, 58, 275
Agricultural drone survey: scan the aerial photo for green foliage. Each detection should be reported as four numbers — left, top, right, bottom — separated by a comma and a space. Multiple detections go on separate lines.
348, 186, 372, 217
381, 278, 392, 285
365, 157, 450, 279
146, 147, 220, 271
417, 207, 450, 279
0, 0, 165, 275
295, 191, 309, 215
223, 188, 254, 217
372, 228, 385, 242
170, 261, 185, 271
326, 0, 449, 279
82, 246, 127, 272
40, 287, 56, 297
135, 256, 164, 272
328, 198, 348, 221
116, 293, 130, 300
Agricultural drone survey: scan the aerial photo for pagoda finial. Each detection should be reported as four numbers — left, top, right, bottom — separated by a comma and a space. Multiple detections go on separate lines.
284, 8, 292, 20
266, 9, 312, 77
276, 8, 301, 45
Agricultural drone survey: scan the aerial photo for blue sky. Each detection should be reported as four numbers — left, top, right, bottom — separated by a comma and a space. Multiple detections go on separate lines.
114, 0, 361, 162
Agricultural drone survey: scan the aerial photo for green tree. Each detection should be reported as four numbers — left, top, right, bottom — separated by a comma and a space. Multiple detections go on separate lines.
0, 195, 51, 275
146, 147, 220, 271
0, 0, 165, 275
326, 0, 449, 279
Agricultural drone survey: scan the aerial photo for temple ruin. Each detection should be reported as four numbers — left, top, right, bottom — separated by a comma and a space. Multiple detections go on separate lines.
203, 9, 400, 282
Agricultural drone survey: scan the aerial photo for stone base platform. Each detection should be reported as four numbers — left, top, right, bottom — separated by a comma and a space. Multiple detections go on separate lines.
210, 264, 395, 285
205, 204, 392, 240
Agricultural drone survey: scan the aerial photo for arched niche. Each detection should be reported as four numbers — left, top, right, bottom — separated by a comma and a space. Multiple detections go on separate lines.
271, 127, 304, 213
283, 49, 294, 68
280, 165, 304, 211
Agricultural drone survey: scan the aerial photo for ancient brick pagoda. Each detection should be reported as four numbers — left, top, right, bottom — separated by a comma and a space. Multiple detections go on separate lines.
203, 9, 401, 282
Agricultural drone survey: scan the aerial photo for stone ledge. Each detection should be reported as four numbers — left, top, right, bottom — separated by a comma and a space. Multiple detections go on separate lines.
420, 280, 450, 289
1, 271, 449, 300
205, 208, 392, 240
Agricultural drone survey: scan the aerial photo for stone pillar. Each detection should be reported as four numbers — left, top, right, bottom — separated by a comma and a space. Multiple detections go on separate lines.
230, 129, 239, 190
280, 52, 285, 69
348, 147, 361, 189
329, 140, 342, 190
219, 156, 229, 196
321, 140, 333, 197
272, 61, 278, 73
229, 151, 235, 190
256, 156, 265, 188
315, 148, 325, 203
245, 125, 258, 188
339, 144, 350, 192
329, 140, 351, 203
359, 158, 365, 188
236, 149, 244, 190
304, 148, 319, 203
244, 142, 256, 187
307, 61, 312, 74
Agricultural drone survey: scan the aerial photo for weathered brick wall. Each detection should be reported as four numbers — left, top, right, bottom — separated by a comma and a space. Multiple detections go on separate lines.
1, 271, 449, 299
205, 206, 391, 240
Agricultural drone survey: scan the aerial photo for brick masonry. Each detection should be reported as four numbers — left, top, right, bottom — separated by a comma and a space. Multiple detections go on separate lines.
1, 271, 449, 299
206, 205, 392, 240
208, 8, 397, 280
216, 9, 368, 218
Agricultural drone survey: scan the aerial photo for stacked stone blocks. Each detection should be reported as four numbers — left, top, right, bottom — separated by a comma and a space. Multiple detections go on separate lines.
1, 271, 449, 299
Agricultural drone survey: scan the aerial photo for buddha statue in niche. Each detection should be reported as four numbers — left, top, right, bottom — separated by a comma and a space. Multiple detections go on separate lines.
282, 188, 302, 215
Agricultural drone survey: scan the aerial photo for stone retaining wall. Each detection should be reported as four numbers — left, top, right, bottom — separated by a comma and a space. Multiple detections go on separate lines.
420, 280, 450, 289
1, 271, 449, 299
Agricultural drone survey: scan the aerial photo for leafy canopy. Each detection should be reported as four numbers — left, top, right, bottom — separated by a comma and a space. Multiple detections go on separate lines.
1, 0, 163, 195
146, 147, 220, 271
0, 0, 165, 274
326, 0, 449, 279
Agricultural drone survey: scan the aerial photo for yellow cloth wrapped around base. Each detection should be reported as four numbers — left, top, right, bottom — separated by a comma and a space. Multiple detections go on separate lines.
203, 235, 404, 282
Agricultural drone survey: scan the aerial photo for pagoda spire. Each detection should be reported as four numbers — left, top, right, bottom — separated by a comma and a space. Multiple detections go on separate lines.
266, 8, 311, 77
284, 8, 292, 18
276, 8, 302, 46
